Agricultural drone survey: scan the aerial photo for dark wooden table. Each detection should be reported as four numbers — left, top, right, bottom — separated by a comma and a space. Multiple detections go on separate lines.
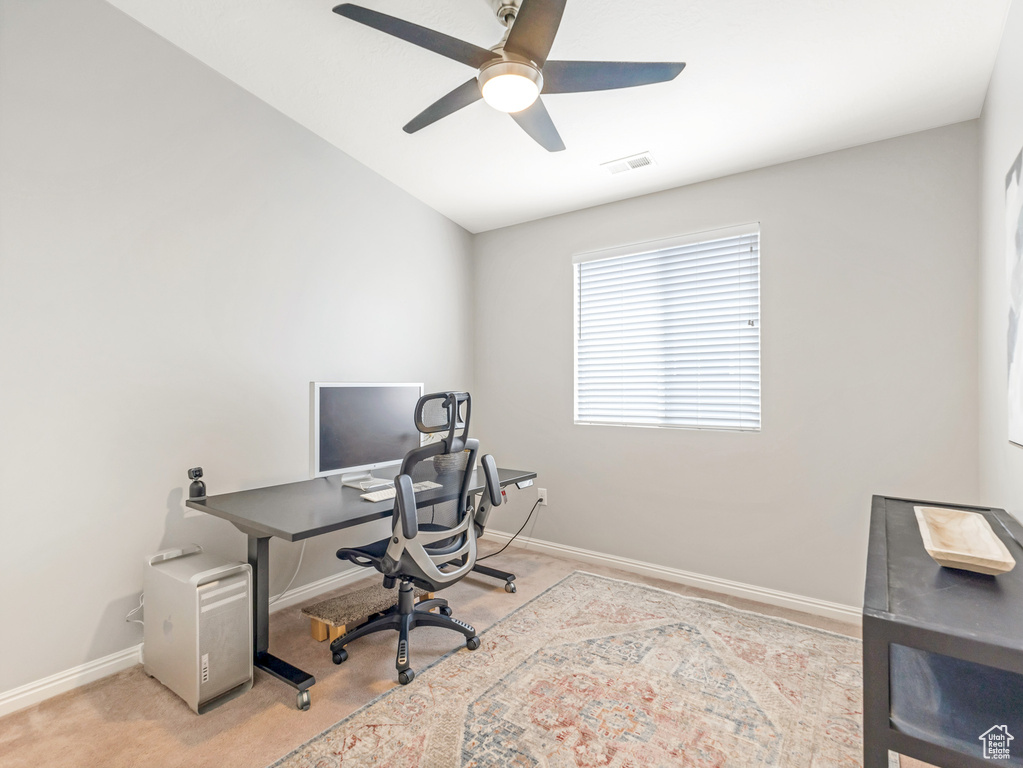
864, 495, 1023, 767
187, 466, 537, 710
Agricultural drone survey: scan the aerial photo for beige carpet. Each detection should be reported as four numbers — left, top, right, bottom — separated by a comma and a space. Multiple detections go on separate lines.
0, 544, 909, 768
273, 571, 862, 767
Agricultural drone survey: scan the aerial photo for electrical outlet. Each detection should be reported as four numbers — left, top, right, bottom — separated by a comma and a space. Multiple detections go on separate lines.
537, 487, 548, 506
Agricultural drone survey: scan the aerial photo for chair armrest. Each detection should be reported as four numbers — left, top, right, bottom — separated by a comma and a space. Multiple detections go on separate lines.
394, 474, 418, 539
475, 454, 501, 532
481, 455, 501, 507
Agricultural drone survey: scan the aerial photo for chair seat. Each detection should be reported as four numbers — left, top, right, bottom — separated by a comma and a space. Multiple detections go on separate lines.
338, 523, 466, 563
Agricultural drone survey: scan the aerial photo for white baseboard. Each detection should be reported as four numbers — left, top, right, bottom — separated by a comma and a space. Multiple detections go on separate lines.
0, 644, 143, 719
484, 529, 862, 624
0, 566, 372, 719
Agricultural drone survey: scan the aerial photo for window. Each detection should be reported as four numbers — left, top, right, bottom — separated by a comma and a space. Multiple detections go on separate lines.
573, 224, 760, 431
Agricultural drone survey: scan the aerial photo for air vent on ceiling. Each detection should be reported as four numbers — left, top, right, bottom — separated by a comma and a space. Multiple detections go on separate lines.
601, 151, 656, 175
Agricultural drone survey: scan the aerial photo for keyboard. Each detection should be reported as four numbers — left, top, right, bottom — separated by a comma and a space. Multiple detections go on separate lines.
361, 480, 443, 503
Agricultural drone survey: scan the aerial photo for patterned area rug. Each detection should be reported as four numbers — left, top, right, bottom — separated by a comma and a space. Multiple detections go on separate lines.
271, 572, 862, 767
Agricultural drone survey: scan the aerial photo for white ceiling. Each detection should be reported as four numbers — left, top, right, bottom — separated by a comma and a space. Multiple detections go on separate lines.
105, 0, 1011, 233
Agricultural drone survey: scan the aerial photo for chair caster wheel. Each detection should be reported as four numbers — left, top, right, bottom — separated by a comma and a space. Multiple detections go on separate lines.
332, 649, 348, 664
466, 636, 481, 651
505, 582, 517, 593
297, 690, 311, 711
398, 669, 415, 685
439, 605, 452, 616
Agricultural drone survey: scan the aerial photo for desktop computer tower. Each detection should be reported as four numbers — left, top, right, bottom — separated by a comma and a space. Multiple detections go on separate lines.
143, 545, 253, 714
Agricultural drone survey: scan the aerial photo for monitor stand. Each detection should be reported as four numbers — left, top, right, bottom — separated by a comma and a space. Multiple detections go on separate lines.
340, 471, 392, 491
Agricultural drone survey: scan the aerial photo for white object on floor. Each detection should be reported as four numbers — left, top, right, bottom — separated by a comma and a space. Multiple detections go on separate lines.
143, 546, 253, 714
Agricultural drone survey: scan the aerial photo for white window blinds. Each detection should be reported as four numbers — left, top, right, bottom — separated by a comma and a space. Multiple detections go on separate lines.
574, 224, 760, 431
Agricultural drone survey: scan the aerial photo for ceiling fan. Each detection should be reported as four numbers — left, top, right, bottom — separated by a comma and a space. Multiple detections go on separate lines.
332, 0, 686, 152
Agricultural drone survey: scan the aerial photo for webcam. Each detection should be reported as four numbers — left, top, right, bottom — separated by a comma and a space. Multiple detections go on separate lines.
188, 467, 206, 499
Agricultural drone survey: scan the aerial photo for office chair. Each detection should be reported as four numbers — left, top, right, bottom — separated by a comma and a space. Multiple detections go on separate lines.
329, 391, 503, 685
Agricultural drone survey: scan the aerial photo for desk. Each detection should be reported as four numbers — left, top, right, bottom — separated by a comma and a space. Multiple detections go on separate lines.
186, 467, 536, 709
864, 495, 1023, 767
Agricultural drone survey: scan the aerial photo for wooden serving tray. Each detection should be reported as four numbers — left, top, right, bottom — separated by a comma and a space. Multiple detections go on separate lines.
914, 506, 1016, 575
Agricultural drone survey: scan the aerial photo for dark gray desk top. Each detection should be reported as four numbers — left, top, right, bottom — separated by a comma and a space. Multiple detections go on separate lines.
186, 467, 536, 542
865, 495, 1023, 652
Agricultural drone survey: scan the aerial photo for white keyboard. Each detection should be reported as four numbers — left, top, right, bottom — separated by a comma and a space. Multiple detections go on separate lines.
361, 480, 443, 503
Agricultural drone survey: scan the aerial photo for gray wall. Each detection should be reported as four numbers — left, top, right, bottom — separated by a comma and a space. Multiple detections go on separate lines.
0, 0, 473, 692
979, 0, 1023, 512
473, 122, 980, 608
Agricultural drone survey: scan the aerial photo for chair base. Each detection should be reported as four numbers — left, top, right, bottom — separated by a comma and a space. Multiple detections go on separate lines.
328, 579, 479, 684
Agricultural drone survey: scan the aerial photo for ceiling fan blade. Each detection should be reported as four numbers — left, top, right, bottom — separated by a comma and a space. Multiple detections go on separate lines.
333, 4, 496, 69
403, 79, 482, 134
510, 98, 565, 152
542, 61, 686, 94
504, 0, 566, 68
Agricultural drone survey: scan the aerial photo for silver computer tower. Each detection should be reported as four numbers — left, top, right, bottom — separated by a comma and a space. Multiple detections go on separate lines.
143, 545, 253, 714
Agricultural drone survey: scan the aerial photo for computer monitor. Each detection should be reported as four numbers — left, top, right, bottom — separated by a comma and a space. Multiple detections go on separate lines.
310, 382, 424, 487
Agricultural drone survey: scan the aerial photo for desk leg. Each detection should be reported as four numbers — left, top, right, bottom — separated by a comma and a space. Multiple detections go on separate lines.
863, 614, 891, 768
247, 535, 315, 707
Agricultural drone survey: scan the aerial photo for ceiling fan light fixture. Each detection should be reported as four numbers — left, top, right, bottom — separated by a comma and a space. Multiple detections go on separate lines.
478, 60, 543, 113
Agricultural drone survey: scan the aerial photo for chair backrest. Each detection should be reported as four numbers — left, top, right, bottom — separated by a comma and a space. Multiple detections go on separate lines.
386, 392, 480, 590
400, 392, 476, 530
413, 391, 471, 451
